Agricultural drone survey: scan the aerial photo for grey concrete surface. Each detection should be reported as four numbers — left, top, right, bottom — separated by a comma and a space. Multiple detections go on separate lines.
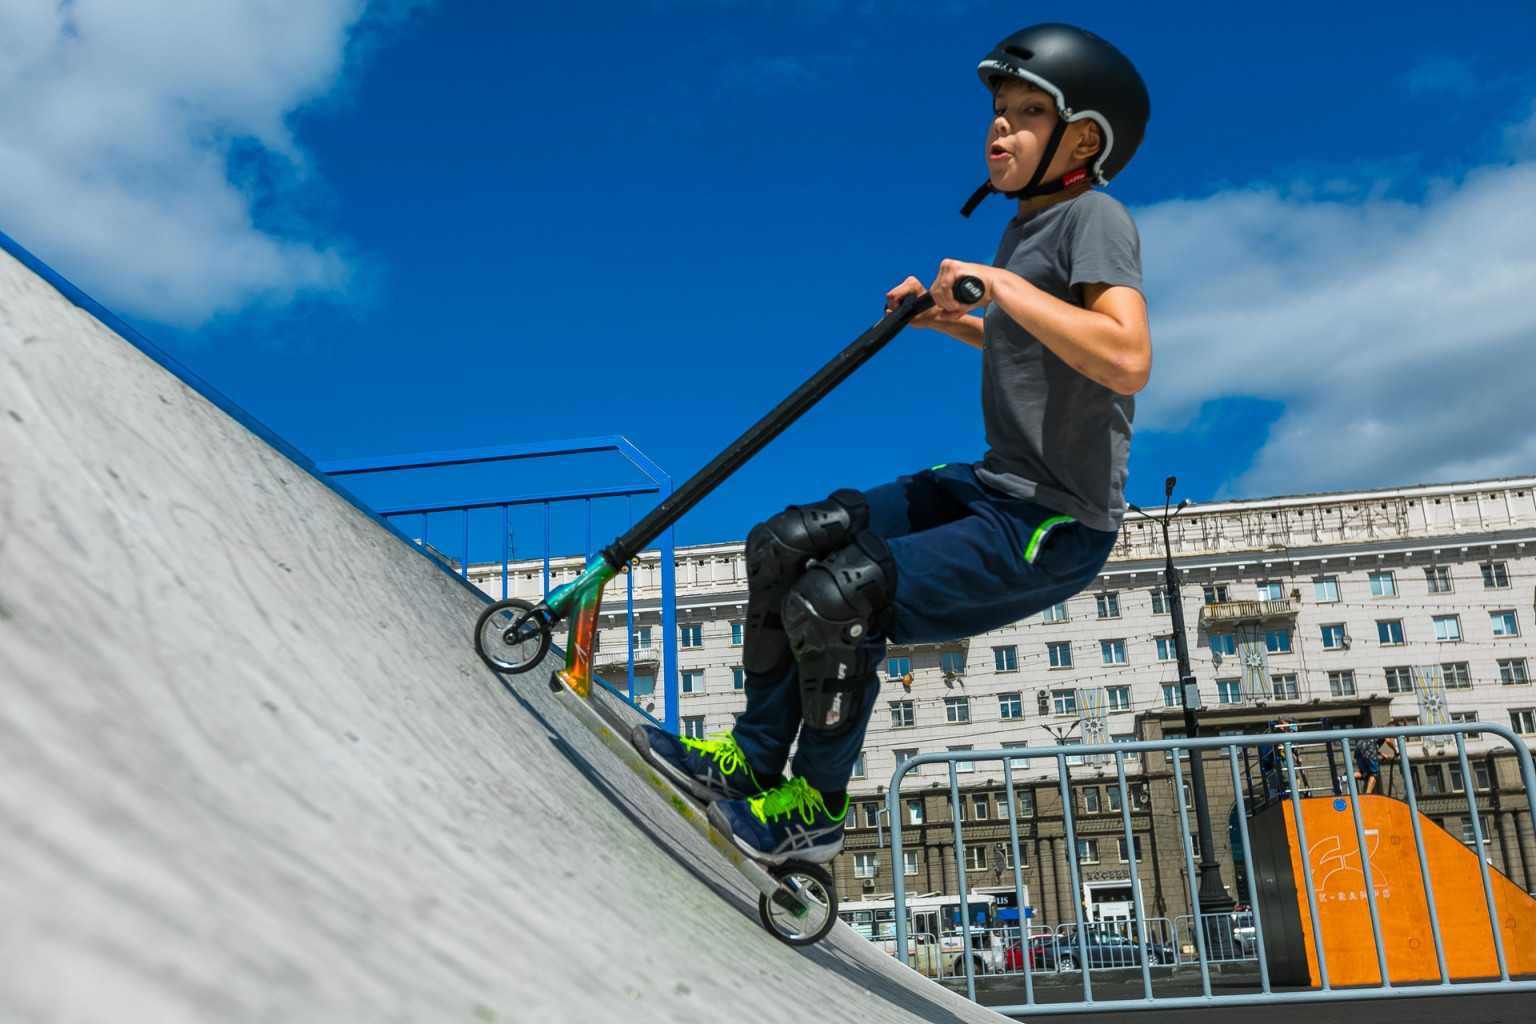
0, 247, 1008, 1024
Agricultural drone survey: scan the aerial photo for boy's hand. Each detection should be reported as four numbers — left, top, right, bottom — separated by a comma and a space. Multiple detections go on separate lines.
884, 276, 950, 327
928, 259, 994, 315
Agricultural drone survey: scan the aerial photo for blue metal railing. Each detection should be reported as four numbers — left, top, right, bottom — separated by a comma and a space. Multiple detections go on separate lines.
886, 723, 1536, 1014
318, 436, 681, 733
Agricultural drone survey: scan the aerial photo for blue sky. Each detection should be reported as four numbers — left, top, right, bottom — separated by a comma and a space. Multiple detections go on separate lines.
3, 1, 1534, 558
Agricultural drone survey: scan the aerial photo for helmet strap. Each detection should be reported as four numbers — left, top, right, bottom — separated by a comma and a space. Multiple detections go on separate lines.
960, 119, 1089, 218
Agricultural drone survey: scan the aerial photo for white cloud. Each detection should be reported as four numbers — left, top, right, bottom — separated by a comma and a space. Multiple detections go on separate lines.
1135, 118, 1536, 498
0, 1, 416, 327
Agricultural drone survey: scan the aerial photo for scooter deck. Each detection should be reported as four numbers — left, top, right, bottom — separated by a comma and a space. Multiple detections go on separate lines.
549, 677, 836, 943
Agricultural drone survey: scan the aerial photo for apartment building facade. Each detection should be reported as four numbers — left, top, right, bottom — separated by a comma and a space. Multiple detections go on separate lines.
474, 476, 1536, 923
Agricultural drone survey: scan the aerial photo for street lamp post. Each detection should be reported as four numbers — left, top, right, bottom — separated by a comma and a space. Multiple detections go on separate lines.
1129, 477, 1234, 919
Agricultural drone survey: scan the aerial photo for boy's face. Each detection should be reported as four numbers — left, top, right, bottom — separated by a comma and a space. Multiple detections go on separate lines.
986, 80, 1096, 191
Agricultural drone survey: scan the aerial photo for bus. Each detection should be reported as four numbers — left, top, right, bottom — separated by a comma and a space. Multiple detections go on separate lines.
838, 892, 1020, 977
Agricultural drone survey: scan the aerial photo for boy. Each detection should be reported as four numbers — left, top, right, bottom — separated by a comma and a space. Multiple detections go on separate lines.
632, 23, 1152, 868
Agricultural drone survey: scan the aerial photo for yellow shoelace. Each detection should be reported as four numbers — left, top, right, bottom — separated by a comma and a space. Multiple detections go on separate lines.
749, 776, 830, 826
680, 732, 748, 779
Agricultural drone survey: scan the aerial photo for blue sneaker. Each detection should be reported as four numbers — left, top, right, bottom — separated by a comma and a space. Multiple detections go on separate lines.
629, 725, 770, 803
707, 776, 848, 865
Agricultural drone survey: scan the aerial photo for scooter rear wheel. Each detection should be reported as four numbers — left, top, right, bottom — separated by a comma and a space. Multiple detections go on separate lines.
757, 862, 837, 946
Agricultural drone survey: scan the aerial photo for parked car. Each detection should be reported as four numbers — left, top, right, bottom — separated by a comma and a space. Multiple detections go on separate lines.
1008, 930, 1176, 972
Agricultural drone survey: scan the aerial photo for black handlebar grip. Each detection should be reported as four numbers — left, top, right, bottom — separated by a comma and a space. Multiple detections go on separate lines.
953, 275, 986, 305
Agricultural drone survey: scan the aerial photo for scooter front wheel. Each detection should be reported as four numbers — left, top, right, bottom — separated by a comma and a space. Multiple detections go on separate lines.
474, 598, 551, 674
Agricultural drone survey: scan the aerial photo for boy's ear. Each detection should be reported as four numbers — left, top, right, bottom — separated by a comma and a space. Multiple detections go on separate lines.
1072, 120, 1103, 161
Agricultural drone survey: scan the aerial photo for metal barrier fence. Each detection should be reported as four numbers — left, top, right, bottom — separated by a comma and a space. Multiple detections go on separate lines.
318, 435, 682, 731
886, 723, 1536, 1014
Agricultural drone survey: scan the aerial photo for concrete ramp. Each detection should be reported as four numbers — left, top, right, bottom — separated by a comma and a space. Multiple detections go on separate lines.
0, 240, 1005, 1024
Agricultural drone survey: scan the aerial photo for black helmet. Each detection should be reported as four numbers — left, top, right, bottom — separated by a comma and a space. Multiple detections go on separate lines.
961, 23, 1150, 217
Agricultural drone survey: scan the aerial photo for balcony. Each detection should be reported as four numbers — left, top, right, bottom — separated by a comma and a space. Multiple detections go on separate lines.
1198, 598, 1300, 627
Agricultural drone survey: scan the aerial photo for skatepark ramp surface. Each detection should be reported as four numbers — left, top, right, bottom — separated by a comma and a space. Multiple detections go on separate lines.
0, 239, 1007, 1024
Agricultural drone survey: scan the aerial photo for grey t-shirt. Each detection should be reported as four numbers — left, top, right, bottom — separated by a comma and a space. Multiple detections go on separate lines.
974, 189, 1143, 532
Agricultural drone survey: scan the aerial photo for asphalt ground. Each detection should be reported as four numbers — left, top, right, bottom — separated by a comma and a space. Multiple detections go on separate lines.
948, 966, 1534, 1023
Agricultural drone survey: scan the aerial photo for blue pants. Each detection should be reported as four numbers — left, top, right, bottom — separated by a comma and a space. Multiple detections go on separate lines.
732, 462, 1119, 792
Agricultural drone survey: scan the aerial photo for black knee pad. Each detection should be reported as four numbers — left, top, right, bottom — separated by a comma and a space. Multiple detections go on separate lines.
782, 531, 898, 734
742, 489, 869, 677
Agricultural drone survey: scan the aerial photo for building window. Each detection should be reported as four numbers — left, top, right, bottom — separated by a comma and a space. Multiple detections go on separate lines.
995, 694, 1023, 722
1481, 561, 1510, 589
1016, 787, 1036, 817
972, 794, 990, 820
1442, 662, 1472, 689
1107, 786, 1123, 812
1433, 615, 1462, 643
1203, 583, 1230, 605
903, 850, 919, 876
1150, 587, 1170, 614
1210, 634, 1237, 656
859, 801, 879, 828
1101, 639, 1128, 665
890, 701, 915, 728
1048, 641, 1073, 668
1257, 580, 1285, 601
1117, 836, 1144, 862
681, 669, 705, 694
1449, 711, 1479, 724
1491, 610, 1520, 638
994, 645, 1019, 672
1265, 629, 1293, 654
1003, 741, 1030, 771
1460, 816, 1495, 847
887, 655, 912, 678
1321, 623, 1348, 650
1096, 592, 1121, 619
1499, 658, 1530, 685
1162, 683, 1180, 707
854, 852, 877, 879
965, 846, 987, 871
1217, 678, 1244, 704
1062, 738, 1085, 766
949, 745, 975, 773
1314, 576, 1340, 603
1369, 570, 1398, 597
1107, 685, 1131, 711
906, 798, 926, 824
1041, 601, 1070, 623
1081, 787, 1102, 813
633, 674, 656, 697
680, 623, 703, 648
730, 621, 744, 646
941, 651, 967, 676
1328, 670, 1357, 697
1271, 673, 1300, 700
1450, 761, 1492, 791
1377, 619, 1405, 645
1003, 843, 1029, 869
1182, 782, 1194, 809
633, 625, 653, 649
1511, 709, 1536, 735
895, 748, 919, 769
1155, 636, 1177, 662
732, 666, 745, 690
1385, 665, 1414, 693
1077, 838, 1101, 864
945, 696, 971, 724
1053, 689, 1078, 715
1425, 566, 1454, 593
850, 753, 867, 780
683, 715, 706, 739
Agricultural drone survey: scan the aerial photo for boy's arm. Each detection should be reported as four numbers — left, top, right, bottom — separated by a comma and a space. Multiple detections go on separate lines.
931, 259, 1151, 395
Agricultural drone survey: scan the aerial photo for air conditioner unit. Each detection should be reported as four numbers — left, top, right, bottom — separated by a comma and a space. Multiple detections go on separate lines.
862, 878, 876, 891
1340, 636, 1352, 649
1134, 787, 1151, 808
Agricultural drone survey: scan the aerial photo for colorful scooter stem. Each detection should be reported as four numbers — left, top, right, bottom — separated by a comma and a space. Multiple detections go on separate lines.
543, 277, 985, 697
